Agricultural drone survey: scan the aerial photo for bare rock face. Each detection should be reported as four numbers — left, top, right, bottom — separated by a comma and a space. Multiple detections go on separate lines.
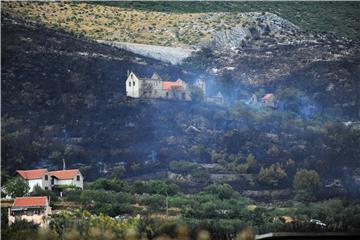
98, 40, 193, 65
208, 12, 300, 50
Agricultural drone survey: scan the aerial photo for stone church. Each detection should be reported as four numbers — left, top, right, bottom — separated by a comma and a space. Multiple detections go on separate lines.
125, 71, 205, 101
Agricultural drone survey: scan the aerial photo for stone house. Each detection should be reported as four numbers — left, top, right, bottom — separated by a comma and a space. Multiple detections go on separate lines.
8, 196, 51, 228
126, 71, 199, 101
125, 71, 227, 105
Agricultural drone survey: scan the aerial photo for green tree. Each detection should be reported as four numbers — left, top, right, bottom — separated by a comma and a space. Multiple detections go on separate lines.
109, 165, 126, 179
258, 163, 287, 186
293, 169, 320, 201
204, 183, 236, 200
141, 194, 166, 211
30, 185, 57, 201
4, 177, 29, 198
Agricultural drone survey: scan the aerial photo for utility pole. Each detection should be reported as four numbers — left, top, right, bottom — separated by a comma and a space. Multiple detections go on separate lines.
166, 190, 169, 218
62, 128, 68, 170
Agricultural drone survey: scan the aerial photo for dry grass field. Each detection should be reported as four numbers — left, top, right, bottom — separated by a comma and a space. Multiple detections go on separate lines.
3, 2, 251, 47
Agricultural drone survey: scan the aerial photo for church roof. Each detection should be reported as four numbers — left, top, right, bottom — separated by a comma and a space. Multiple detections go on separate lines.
151, 72, 161, 80
216, 92, 224, 98
161, 81, 184, 91
263, 93, 274, 100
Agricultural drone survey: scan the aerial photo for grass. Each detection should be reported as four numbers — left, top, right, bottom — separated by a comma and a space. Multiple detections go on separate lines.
99, 1, 360, 40
2, 2, 248, 47
2, 1, 359, 48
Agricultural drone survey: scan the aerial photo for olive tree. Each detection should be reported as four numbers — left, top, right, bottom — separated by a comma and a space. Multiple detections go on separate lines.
293, 169, 320, 201
4, 177, 30, 198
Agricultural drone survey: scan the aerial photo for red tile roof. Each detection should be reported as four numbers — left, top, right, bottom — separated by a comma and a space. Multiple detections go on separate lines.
263, 93, 274, 101
161, 81, 184, 91
17, 169, 48, 180
49, 169, 79, 180
12, 196, 47, 208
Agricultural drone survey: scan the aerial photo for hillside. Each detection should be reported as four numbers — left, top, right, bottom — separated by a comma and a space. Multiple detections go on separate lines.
2, 2, 360, 239
3, 1, 360, 49
183, 12, 360, 119
1, 12, 190, 176
102, 1, 360, 40
2, 2, 249, 47
2, 11, 360, 200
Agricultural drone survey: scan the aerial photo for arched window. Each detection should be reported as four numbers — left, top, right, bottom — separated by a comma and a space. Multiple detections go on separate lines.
133, 81, 135, 86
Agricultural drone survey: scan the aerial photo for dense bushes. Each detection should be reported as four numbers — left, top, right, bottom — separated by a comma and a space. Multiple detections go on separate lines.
293, 169, 320, 201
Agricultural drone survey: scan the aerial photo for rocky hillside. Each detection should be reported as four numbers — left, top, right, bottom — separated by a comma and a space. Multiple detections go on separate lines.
2, 5, 360, 197
184, 11, 360, 119
4, 1, 359, 48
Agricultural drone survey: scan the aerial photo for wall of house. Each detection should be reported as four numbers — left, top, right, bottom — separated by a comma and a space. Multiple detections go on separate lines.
43, 174, 51, 190
52, 172, 83, 189
8, 202, 51, 228
53, 179, 73, 186
27, 174, 51, 192
28, 179, 43, 192
72, 173, 84, 189
126, 73, 141, 98
147, 80, 165, 98
166, 89, 191, 101
8, 213, 48, 227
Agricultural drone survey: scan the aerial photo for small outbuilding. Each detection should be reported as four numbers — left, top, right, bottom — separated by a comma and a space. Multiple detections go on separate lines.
262, 93, 276, 108
8, 196, 51, 228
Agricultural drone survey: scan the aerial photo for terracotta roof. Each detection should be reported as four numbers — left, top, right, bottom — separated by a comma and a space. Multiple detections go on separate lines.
17, 169, 48, 180
49, 169, 79, 179
12, 196, 47, 208
161, 81, 184, 91
263, 93, 274, 101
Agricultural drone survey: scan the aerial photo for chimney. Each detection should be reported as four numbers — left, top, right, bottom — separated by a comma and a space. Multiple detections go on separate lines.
127, 70, 130, 77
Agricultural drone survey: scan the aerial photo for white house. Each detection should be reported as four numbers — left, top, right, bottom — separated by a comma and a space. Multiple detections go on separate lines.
8, 196, 52, 228
49, 169, 84, 189
17, 169, 51, 192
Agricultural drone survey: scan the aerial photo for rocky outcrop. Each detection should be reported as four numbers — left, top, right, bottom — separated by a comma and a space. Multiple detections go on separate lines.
188, 12, 360, 118
208, 12, 300, 50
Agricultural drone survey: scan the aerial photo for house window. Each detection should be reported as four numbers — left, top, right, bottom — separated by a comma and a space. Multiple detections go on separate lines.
128, 82, 131, 87
45, 187, 48, 190
45, 175, 48, 181
133, 81, 135, 86
166, 92, 169, 97
76, 175, 80, 181
182, 93, 186, 100
51, 178, 54, 185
